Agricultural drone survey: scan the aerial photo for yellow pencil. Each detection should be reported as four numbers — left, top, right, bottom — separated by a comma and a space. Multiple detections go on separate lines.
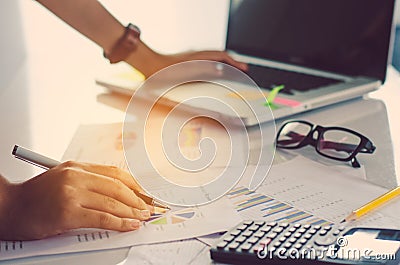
342, 186, 400, 222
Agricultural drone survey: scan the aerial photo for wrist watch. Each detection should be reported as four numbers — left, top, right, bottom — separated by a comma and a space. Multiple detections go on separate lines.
104, 23, 141, 64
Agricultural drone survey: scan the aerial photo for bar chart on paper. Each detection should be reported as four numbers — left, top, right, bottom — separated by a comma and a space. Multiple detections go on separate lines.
148, 208, 197, 225
227, 186, 331, 226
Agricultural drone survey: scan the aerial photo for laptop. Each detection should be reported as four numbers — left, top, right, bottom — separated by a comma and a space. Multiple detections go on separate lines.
148, 0, 396, 126
99, 0, 396, 126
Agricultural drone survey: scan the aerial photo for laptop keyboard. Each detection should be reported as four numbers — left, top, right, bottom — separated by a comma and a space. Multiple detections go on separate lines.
247, 64, 341, 95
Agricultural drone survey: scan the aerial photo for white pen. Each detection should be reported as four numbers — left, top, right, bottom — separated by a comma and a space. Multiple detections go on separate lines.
12, 145, 60, 169
11, 145, 170, 209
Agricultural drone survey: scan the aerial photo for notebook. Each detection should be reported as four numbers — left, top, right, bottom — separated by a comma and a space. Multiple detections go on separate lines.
98, 0, 396, 126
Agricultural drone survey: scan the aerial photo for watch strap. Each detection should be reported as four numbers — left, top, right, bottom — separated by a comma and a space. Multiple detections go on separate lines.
104, 23, 141, 64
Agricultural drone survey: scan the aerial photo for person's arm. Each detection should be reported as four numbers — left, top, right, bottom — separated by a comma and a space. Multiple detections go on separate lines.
35, 0, 247, 77
0, 161, 152, 240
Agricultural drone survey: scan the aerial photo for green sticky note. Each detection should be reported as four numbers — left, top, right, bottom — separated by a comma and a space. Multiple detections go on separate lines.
264, 85, 285, 106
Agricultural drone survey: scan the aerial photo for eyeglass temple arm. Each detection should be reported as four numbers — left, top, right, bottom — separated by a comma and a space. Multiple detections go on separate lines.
351, 158, 361, 168
318, 141, 356, 153
281, 131, 358, 152
319, 141, 375, 154
360, 141, 376, 153
278, 131, 375, 154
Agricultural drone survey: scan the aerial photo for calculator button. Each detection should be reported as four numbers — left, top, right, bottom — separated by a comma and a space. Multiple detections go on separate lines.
323, 225, 332, 231
267, 232, 278, 239
294, 223, 301, 228
298, 238, 308, 244
241, 243, 252, 252
284, 232, 292, 237
273, 227, 284, 233
267, 222, 277, 227
261, 226, 271, 233
288, 227, 297, 233
303, 224, 311, 229
249, 225, 260, 231
293, 233, 302, 238
254, 232, 265, 238
228, 242, 240, 250
253, 245, 263, 254
237, 225, 247, 231
243, 220, 254, 226
313, 225, 321, 230
278, 237, 287, 242
223, 235, 235, 242
308, 229, 317, 234
293, 243, 302, 249
333, 230, 341, 236
304, 233, 313, 239
254, 221, 266, 226
314, 236, 337, 247
283, 242, 292, 249
298, 228, 306, 234
230, 230, 241, 236
242, 231, 253, 237
288, 238, 297, 243
274, 241, 282, 247
319, 230, 327, 236
279, 222, 289, 228
217, 241, 228, 249
235, 236, 247, 243
260, 238, 272, 246
247, 237, 259, 244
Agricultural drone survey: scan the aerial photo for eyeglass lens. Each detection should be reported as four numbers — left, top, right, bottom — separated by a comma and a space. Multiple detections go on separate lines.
317, 129, 361, 159
277, 122, 312, 147
277, 121, 362, 160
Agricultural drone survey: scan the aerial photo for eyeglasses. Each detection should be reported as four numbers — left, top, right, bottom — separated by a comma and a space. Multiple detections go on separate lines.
275, 120, 376, 168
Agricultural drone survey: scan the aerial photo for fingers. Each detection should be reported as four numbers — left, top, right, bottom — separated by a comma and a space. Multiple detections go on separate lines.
180, 50, 248, 72
79, 170, 151, 212
73, 207, 142, 232
218, 52, 248, 72
79, 189, 151, 221
195, 51, 248, 72
62, 161, 144, 193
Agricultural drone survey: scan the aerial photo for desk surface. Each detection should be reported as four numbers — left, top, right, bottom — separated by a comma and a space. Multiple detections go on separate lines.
1, 1, 400, 264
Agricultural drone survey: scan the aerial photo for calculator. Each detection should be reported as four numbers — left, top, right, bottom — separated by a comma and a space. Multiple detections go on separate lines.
210, 221, 400, 265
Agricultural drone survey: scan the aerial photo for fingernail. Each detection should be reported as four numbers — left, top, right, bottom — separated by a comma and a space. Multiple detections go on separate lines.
140, 210, 151, 219
130, 219, 141, 229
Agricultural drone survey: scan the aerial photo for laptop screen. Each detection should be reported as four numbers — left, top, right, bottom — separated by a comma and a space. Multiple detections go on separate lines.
226, 0, 395, 82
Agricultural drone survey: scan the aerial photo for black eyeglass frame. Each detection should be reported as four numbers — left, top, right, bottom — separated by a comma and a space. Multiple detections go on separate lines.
275, 120, 376, 168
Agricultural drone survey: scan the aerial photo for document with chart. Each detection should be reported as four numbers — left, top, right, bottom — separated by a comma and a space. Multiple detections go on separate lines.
0, 123, 241, 261
0, 197, 240, 261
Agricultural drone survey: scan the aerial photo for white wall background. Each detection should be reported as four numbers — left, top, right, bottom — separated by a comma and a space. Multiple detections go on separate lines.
1, 0, 398, 180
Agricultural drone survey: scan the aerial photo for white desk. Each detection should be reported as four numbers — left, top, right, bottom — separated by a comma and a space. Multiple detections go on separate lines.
1, 1, 399, 264
2, 64, 399, 265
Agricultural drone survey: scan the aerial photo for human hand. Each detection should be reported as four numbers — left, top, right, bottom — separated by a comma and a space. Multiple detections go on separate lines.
125, 41, 248, 78
162, 50, 248, 73
0, 161, 152, 240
